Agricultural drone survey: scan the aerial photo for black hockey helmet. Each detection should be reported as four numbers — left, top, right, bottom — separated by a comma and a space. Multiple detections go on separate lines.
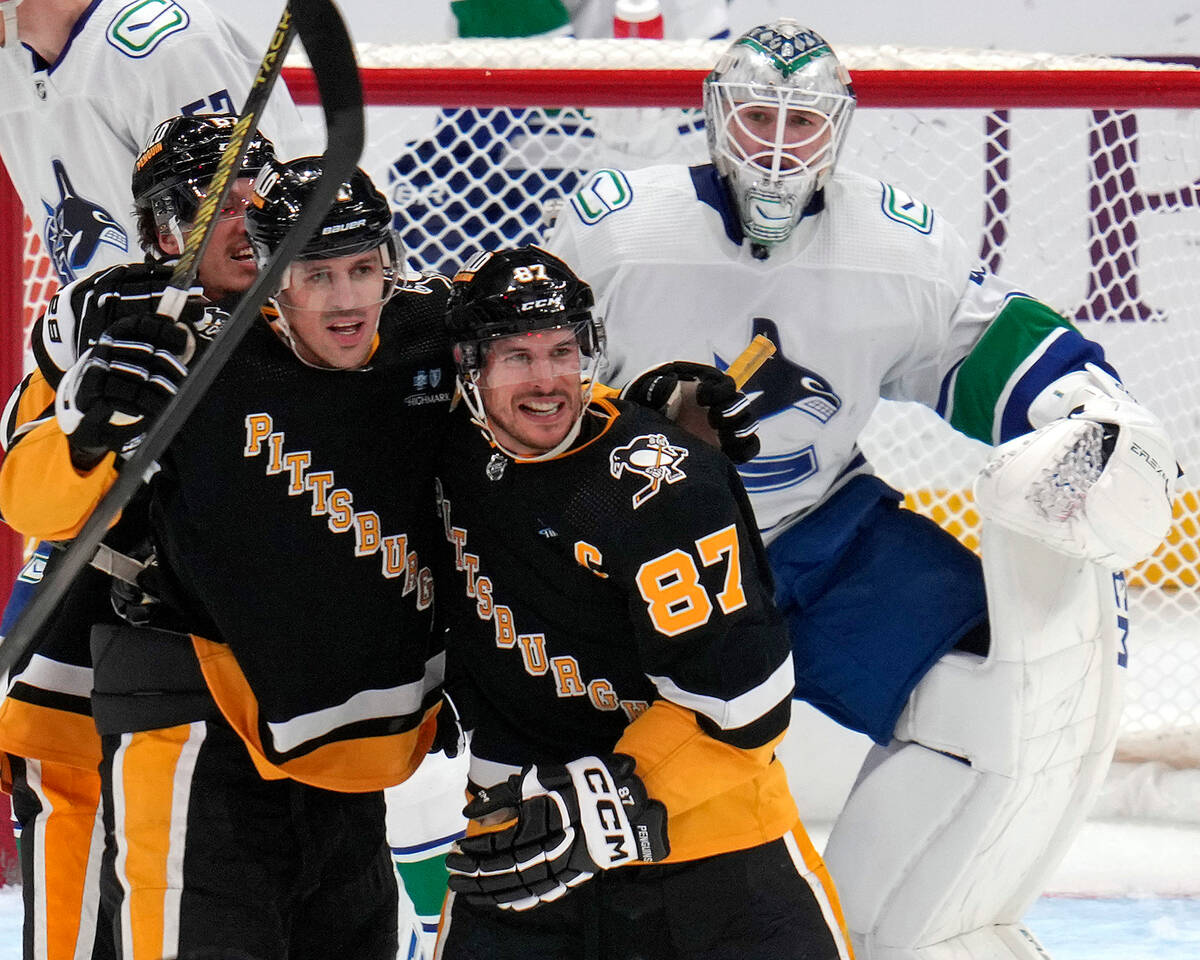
132, 113, 274, 250
446, 245, 602, 373
245, 156, 397, 264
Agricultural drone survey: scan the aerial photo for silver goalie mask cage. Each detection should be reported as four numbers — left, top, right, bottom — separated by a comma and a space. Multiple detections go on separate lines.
703, 19, 857, 251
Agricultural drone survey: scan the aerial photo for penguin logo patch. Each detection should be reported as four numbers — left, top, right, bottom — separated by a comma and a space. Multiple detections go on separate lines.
609, 434, 689, 509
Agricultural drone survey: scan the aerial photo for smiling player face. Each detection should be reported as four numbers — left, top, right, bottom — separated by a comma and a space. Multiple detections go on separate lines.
478, 326, 585, 457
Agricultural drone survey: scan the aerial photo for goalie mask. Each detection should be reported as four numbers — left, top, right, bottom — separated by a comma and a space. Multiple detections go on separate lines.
447, 246, 604, 460
704, 19, 856, 254
245, 157, 402, 369
132, 114, 275, 256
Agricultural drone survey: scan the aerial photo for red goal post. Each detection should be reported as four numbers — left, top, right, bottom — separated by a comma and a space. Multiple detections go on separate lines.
3, 39, 1199, 757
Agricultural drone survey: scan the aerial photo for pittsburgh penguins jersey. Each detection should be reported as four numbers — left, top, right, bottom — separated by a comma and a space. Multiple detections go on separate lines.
0, 264, 190, 769
0, 0, 314, 287
149, 278, 455, 791
436, 398, 799, 862
545, 163, 1111, 540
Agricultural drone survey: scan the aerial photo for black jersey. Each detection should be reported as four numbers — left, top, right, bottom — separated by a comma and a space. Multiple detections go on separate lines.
0, 264, 185, 768
436, 396, 800, 861
148, 278, 456, 791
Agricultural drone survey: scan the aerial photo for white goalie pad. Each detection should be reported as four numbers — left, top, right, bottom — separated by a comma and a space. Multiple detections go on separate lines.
974, 364, 1176, 571
822, 521, 1126, 960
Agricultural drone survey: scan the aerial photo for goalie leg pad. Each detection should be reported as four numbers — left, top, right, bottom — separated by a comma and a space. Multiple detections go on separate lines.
823, 522, 1126, 958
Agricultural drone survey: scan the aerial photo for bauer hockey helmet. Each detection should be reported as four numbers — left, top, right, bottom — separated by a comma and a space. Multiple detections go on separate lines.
447, 246, 604, 460
703, 19, 856, 254
132, 114, 274, 254
245, 156, 401, 303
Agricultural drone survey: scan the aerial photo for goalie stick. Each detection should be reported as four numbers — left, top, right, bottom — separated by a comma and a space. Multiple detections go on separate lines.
0, 0, 365, 678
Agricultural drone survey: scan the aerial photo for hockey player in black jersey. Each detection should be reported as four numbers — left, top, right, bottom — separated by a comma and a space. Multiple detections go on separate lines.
0, 113, 275, 960
436, 247, 852, 960
1, 153, 454, 960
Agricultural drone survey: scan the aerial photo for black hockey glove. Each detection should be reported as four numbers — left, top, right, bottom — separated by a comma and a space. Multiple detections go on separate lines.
621, 361, 761, 464
428, 692, 467, 758
446, 753, 668, 911
56, 312, 194, 469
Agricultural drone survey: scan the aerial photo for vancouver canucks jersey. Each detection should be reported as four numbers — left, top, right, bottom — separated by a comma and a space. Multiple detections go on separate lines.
546, 163, 1111, 539
0, 0, 314, 286
437, 397, 800, 861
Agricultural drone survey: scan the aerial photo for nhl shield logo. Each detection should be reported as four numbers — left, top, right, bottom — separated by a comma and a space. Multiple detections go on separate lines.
609, 434, 689, 509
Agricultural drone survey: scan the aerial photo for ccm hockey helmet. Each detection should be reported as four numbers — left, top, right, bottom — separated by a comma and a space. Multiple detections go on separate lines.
447, 246, 605, 458
703, 19, 856, 254
132, 114, 274, 253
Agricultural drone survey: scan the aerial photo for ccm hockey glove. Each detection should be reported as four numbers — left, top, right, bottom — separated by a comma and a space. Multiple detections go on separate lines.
621, 361, 761, 463
446, 753, 668, 911
56, 312, 194, 469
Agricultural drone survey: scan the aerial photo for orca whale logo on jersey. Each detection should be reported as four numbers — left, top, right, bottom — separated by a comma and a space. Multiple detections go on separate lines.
41, 160, 128, 283
713, 319, 836, 494
609, 434, 689, 509
716, 319, 841, 424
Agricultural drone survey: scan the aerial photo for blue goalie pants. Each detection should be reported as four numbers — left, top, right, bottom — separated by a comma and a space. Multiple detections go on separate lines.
768, 474, 989, 745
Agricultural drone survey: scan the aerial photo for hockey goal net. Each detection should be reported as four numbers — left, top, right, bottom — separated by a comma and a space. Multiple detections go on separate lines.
4, 39, 1199, 768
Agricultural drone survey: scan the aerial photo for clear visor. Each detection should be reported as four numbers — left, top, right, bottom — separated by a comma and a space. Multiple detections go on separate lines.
275, 244, 397, 315
461, 321, 600, 392
152, 179, 254, 245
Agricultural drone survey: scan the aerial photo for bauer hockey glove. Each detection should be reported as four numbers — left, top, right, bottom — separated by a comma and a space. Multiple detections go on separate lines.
56, 312, 194, 470
621, 361, 760, 463
446, 753, 668, 911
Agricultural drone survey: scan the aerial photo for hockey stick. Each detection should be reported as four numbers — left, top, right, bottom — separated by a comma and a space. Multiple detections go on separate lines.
726, 334, 776, 390
0, 0, 364, 677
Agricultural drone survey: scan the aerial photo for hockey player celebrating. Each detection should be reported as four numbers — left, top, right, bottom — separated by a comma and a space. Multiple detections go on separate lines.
544, 18, 1178, 960
0, 113, 274, 960
0, 154, 453, 959
435, 246, 851, 960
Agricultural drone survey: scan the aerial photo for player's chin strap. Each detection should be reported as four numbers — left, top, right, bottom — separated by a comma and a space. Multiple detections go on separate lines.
1, 0, 23, 50
458, 376, 591, 463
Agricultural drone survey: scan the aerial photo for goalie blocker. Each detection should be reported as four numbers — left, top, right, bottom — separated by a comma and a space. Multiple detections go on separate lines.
823, 364, 1175, 960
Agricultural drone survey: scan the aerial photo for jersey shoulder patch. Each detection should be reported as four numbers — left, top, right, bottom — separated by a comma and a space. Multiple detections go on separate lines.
568, 168, 634, 226
879, 182, 935, 235
106, 0, 191, 59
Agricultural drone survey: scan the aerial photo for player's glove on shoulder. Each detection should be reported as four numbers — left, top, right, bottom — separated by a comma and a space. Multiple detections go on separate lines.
446, 753, 668, 911
56, 311, 195, 470
621, 361, 761, 463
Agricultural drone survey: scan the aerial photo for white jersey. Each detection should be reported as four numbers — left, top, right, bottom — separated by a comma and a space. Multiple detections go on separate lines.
0, 0, 315, 285
545, 163, 1036, 537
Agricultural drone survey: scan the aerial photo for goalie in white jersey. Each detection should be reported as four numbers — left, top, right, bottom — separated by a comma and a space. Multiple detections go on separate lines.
546, 18, 1179, 960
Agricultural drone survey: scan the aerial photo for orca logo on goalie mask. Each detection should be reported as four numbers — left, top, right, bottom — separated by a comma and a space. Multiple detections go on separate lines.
42, 160, 128, 283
